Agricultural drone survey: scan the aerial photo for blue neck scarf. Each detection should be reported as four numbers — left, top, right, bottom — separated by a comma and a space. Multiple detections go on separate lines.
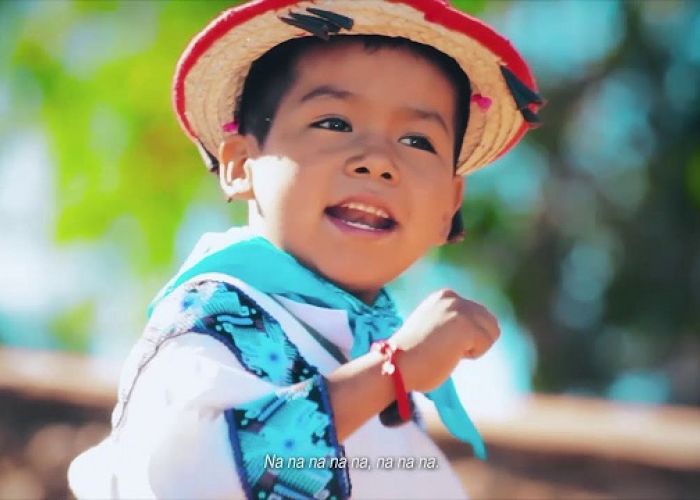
149, 228, 486, 459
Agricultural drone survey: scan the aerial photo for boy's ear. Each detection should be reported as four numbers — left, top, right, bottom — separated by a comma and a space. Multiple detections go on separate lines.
451, 175, 465, 215
218, 135, 256, 201
441, 175, 465, 242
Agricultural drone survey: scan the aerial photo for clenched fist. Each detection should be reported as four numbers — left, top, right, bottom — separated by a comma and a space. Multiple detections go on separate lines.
391, 288, 501, 393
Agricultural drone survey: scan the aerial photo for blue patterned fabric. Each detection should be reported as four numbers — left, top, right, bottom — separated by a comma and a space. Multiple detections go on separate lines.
166, 280, 350, 499
149, 232, 487, 460
188, 282, 308, 384
226, 376, 349, 500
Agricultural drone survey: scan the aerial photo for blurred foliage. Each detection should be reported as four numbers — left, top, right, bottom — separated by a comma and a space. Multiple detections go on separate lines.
448, 0, 700, 403
7, 0, 247, 274
2, 0, 700, 404
48, 301, 93, 353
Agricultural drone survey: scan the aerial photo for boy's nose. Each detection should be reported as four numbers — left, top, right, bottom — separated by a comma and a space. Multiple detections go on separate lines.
344, 149, 400, 185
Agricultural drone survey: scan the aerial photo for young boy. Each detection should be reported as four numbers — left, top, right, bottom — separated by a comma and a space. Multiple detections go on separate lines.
69, 0, 542, 498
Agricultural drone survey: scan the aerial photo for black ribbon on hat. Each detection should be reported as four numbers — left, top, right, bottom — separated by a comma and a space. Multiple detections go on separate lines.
281, 7, 354, 40
500, 65, 544, 127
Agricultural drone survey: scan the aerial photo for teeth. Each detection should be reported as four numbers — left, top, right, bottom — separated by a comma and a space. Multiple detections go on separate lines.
339, 202, 391, 219
344, 220, 380, 231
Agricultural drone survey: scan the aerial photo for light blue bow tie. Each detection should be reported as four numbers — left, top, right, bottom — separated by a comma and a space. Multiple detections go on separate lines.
149, 233, 486, 460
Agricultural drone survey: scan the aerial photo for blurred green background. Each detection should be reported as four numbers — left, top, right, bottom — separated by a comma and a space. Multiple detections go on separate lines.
1, 0, 699, 409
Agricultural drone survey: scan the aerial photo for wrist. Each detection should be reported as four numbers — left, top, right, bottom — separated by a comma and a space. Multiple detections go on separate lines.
370, 340, 412, 422
388, 342, 417, 392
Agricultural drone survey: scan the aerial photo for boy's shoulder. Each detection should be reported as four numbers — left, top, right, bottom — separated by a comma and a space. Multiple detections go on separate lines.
145, 274, 341, 381
148, 277, 273, 339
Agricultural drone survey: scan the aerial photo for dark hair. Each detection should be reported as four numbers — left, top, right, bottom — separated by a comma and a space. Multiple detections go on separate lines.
234, 35, 471, 169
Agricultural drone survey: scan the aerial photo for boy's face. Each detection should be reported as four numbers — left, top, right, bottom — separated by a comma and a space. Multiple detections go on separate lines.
221, 43, 463, 303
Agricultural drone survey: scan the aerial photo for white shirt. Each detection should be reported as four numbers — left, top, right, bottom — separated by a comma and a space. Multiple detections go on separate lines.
69, 274, 467, 499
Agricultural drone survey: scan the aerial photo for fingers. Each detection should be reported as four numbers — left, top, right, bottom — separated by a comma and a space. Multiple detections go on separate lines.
472, 303, 501, 343
462, 326, 492, 359
430, 290, 501, 359
462, 301, 501, 359
400, 288, 502, 363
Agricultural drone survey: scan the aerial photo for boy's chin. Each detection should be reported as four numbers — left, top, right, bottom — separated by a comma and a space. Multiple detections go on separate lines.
313, 261, 402, 302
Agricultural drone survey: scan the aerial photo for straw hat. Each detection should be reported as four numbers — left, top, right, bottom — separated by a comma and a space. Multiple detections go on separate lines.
173, 0, 542, 177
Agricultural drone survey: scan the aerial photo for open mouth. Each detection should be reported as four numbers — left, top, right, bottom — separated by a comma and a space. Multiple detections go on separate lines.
324, 201, 398, 232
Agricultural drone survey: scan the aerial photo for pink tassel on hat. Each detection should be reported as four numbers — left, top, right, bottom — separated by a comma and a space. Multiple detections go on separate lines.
471, 94, 492, 111
223, 120, 239, 133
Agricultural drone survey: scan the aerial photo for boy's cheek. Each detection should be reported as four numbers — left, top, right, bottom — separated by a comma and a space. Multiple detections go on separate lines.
249, 155, 300, 185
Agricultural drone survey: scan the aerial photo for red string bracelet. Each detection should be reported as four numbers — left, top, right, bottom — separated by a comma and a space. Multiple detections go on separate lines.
371, 340, 411, 422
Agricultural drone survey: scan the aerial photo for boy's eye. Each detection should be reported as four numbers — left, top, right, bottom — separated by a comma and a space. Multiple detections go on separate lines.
400, 135, 436, 153
312, 117, 352, 132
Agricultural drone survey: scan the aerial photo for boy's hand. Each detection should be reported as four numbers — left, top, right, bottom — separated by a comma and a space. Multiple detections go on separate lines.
391, 289, 501, 393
